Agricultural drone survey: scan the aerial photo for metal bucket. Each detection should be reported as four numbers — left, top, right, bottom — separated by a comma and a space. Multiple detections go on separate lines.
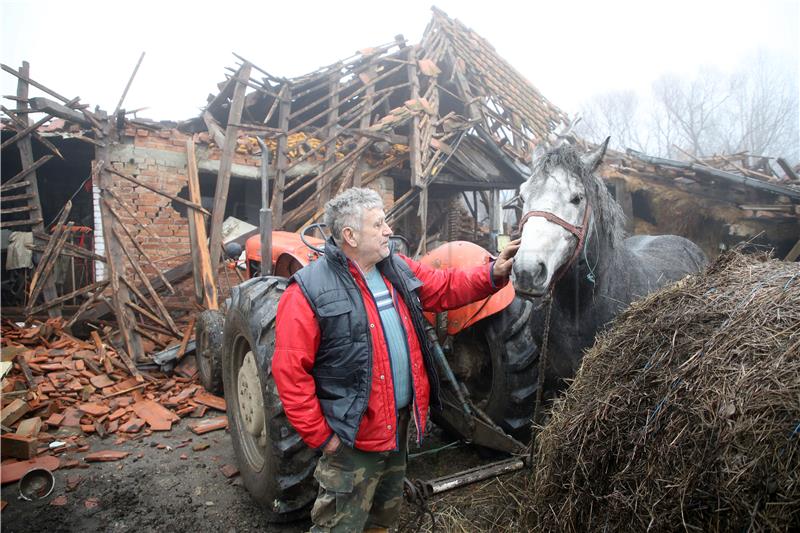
18, 468, 55, 501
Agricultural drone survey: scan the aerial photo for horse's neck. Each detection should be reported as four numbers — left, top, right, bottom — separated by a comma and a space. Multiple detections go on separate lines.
552, 221, 622, 321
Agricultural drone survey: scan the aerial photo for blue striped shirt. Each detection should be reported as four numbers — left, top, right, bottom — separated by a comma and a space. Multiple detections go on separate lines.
364, 268, 412, 408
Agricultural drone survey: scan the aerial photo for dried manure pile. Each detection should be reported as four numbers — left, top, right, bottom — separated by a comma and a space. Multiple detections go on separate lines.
524, 250, 800, 532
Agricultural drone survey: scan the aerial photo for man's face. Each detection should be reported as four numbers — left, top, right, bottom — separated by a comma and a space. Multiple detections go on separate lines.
351, 208, 393, 265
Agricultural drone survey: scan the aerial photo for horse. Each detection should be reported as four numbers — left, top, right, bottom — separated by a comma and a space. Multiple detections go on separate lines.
511, 138, 708, 390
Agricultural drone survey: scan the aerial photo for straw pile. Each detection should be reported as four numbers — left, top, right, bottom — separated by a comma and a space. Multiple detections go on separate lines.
525, 250, 800, 532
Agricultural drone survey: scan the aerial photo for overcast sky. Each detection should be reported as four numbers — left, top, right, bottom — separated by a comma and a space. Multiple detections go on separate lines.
1, 0, 798, 122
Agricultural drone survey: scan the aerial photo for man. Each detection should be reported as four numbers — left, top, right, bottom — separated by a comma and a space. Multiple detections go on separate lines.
272, 188, 519, 532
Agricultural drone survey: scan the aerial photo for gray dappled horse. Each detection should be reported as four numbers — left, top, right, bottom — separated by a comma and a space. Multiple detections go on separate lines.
511, 138, 708, 387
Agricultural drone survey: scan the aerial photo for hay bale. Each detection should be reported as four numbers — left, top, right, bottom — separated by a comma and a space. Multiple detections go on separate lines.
526, 251, 800, 532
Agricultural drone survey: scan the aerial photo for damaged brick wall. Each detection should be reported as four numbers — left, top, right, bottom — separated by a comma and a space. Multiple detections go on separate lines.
101, 128, 194, 277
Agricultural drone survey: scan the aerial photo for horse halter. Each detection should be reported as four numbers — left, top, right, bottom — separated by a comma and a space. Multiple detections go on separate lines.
516, 202, 593, 291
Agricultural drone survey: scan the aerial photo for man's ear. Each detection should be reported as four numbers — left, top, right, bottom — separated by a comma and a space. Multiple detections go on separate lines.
342, 227, 358, 248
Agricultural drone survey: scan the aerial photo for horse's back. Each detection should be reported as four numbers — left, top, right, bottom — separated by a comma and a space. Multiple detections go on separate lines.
621, 234, 707, 298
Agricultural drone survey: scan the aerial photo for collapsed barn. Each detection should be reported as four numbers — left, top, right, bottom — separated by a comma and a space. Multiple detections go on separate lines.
2, 8, 570, 363
1, 7, 799, 529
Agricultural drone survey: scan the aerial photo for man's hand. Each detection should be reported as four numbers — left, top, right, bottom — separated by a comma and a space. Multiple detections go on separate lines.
323, 433, 341, 455
492, 238, 521, 283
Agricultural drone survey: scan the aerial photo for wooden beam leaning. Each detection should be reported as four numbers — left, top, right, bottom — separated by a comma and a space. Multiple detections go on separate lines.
186, 139, 218, 310
1, 107, 63, 159
407, 46, 422, 188
319, 70, 341, 205
0, 155, 53, 187
202, 110, 226, 148
101, 196, 175, 294
1, 96, 80, 151
208, 62, 252, 274
354, 56, 378, 187
270, 84, 292, 229
105, 167, 210, 216
14, 61, 60, 317
27, 202, 72, 310
111, 226, 180, 337
97, 140, 146, 365
27, 280, 109, 316
104, 188, 156, 239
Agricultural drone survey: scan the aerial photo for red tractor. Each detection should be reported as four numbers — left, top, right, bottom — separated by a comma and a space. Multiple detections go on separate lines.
195, 228, 538, 522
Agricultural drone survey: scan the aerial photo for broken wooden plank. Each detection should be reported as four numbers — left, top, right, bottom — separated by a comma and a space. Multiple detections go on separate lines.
1, 96, 80, 150
112, 226, 179, 336
1, 105, 63, 159
175, 317, 196, 363
1, 399, 31, 426
0, 155, 53, 187
208, 63, 252, 273
27, 221, 74, 312
15, 417, 42, 438
186, 140, 218, 309
105, 167, 210, 216
102, 197, 175, 294
27, 280, 108, 316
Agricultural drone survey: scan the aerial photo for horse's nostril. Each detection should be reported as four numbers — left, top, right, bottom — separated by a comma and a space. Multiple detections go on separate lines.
534, 261, 548, 284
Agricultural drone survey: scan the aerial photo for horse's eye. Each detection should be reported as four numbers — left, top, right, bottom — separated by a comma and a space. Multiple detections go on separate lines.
570, 195, 582, 205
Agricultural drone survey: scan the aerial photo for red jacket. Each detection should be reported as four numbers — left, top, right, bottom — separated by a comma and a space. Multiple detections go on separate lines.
272, 255, 503, 452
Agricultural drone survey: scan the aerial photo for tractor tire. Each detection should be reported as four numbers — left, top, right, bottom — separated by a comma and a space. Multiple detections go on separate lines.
196, 309, 225, 395
481, 296, 539, 442
222, 276, 317, 523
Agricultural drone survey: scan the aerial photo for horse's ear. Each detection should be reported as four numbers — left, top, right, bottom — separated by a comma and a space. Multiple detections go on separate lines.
581, 136, 610, 173
530, 141, 547, 165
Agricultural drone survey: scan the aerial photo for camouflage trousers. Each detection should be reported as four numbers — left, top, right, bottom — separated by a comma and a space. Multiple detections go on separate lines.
309, 408, 410, 533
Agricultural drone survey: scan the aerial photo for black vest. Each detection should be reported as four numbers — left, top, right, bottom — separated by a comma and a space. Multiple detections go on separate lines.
291, 237, 440, 447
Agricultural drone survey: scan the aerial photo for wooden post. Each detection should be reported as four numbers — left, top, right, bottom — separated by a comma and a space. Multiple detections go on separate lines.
256, 137, 272, 276
14, 61, 60, 317
186, 139, 218, 309
270, 84, 292, 228
406, 46, 422, 188
320, 71, 340, 203
353, 58, 377, 187
208, 63, 252, 275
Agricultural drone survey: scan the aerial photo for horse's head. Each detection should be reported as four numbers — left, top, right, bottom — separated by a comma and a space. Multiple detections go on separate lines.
512, 138, 610, 297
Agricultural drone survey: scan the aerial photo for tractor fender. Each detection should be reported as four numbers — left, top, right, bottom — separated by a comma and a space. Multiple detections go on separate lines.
418, 240, 515, 335
245, 231, 323, 277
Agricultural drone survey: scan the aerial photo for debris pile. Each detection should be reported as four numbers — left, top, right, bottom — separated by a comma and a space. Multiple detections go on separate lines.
0, 318, 227, 485
524, 250, 800, 532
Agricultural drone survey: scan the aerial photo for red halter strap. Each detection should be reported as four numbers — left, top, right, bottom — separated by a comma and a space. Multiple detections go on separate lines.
516, 203, 593, 290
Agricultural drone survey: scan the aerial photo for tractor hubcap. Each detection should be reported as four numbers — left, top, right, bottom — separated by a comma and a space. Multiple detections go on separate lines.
237, 350, 265, 437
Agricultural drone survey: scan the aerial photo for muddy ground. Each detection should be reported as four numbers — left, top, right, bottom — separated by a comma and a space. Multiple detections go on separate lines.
1, 414, 496, 532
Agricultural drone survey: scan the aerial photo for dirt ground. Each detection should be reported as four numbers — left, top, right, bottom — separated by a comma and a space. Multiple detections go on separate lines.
1, 415, 493, 532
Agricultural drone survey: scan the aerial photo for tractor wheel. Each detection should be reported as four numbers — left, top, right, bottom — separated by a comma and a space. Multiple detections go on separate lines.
196, 309, 224, 395
453, 296, 539, 442
483, 296, 539, 441
222, 276, 317, 523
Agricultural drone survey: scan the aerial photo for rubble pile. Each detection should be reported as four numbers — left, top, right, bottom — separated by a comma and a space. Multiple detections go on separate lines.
0, 318, 227, 486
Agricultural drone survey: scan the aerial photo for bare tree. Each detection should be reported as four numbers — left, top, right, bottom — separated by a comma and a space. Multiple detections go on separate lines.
651, 68, 732, 157
721, 51, 799, 161
576, 51, 799, 164
575, 90, 647, 152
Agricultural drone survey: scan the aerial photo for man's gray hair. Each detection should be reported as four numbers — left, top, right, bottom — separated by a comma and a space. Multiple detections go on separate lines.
324, 187, 384, 242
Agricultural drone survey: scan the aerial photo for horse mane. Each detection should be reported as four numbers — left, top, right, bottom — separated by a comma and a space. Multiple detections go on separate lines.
528, 144, 626, 250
